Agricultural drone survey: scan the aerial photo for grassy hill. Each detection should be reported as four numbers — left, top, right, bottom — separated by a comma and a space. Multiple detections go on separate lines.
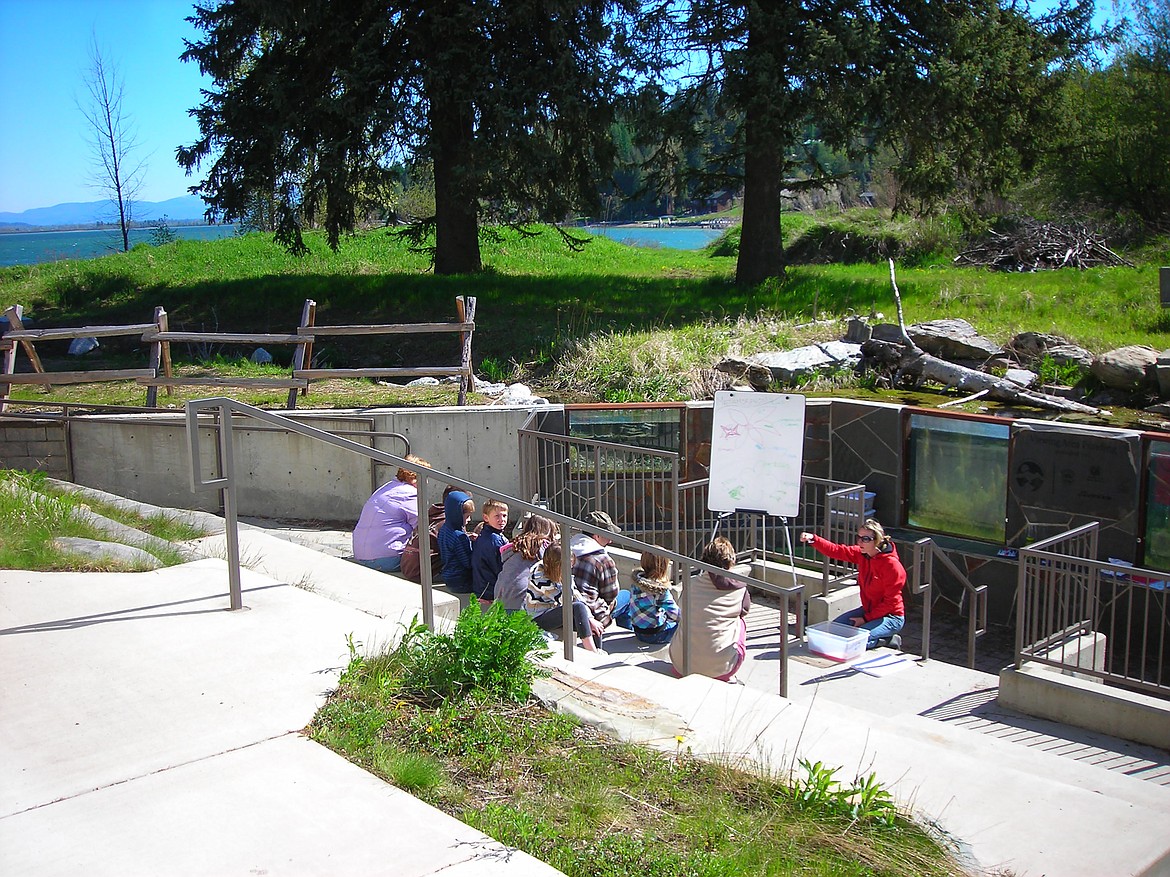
1, 217, 1168, 414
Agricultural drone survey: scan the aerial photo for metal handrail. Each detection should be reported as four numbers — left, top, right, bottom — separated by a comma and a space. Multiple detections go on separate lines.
186, 398, 806, 696
908, 538, 934, 662
913, 537, 987, 669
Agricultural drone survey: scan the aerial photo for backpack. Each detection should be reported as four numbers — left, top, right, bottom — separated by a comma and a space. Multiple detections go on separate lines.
399, 503, 444, 583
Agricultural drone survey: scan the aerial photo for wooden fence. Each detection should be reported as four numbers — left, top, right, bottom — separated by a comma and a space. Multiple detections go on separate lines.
0, 297, 476, 410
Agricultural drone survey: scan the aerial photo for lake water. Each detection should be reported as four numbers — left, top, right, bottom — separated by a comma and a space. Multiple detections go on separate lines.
0, 225, 240, 267
584, 225, 724, 250
0, 222, 723, 267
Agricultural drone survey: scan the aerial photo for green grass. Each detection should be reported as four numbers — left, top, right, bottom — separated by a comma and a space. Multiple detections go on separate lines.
0, 469, 205, 570
3, 217, 1168, 408
309, 608, 964, 877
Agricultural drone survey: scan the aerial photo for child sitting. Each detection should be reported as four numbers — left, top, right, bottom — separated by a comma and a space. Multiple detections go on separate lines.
437, 491, 476, 593
613, 551, 680, 645
524, 543, 598, 652
470, 499, 509, 610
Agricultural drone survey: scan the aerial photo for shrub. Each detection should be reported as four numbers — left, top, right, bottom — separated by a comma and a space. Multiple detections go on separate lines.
393, 602, 549, 704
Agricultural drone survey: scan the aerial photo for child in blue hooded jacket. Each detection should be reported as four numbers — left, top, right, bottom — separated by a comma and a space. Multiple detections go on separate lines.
437, 490, 475, 593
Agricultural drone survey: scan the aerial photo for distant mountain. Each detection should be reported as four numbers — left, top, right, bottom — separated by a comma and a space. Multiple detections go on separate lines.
0, 195, 210, 228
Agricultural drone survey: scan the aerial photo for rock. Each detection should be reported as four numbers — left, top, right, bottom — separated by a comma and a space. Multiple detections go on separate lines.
249, 347, 272, 364
472, 378, 507, 394
907, 318, 1002, 360
496, 383, 548, 405
1003, 368, 1038, 388
749, 341, 862, 384
714, 357, 773, 391
844, 317, 872, 344
68, 337, 99, 356
50, 537, 163, 569
407, 376, 441, 386
870, 323, 907, 344
1090, 345, 1158, 391
1006, 332, 1093, 369
1157, 351, 1170, 398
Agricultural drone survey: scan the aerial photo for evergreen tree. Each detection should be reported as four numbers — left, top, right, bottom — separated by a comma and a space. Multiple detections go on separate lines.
178, 0, 634, 274
638, 0, 1094, 285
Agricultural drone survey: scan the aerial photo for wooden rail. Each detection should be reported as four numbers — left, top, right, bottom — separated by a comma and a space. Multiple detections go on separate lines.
0, 297, 477, 410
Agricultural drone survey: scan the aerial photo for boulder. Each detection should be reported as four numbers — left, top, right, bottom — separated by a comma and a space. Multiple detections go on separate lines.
1006, 332, 1093, 369
750, 341, 862, 384
713, 357, 772, 391
1090, 345, 1158, 391
870, 323, 907, 344
907, 318, 1002, 361
1157, 350, 1170, 398
844, 317, 872, 344
1003, 368, 1038, 388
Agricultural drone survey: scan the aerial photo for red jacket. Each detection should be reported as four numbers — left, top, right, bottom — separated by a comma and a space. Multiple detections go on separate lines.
809, 536, 906, 621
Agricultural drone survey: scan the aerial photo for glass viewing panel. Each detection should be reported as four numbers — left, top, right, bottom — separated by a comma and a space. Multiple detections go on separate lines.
567, 407, 682, 453
1144, 440, 1170, 570
908, 414, 1009, 542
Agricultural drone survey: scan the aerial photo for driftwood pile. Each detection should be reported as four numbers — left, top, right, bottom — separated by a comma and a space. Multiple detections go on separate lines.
954, 221, 1133, 271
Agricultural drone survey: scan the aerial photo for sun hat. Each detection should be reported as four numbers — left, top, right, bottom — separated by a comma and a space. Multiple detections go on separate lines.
583, 510, 621, 534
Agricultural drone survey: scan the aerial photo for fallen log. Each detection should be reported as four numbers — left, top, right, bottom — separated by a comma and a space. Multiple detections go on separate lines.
886, 260, 1107, 417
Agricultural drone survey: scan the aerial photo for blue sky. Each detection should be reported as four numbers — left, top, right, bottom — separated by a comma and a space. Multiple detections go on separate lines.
0, 0, 1120, 216
0, 0, 208, 213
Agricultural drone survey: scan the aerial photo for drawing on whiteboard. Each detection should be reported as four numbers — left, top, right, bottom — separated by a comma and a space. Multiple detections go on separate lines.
708, 391, 806, 516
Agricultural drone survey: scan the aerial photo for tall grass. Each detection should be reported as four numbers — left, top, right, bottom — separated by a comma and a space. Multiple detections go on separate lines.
0, 469, 198, 570
3, 220, 1167, 404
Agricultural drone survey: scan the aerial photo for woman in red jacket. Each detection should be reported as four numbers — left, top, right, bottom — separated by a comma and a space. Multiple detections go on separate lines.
799, 518, 906, 650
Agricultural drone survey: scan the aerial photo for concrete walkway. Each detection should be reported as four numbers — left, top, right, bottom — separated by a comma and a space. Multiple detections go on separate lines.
4, 508, 1170, 876
0, 560, 558, 877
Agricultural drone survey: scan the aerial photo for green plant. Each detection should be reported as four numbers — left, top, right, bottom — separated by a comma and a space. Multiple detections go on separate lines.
392, 602, 549, 704
1035, 354, 1085, 387
478, 356, 512, 383
791, 758, 847, 812
372, 745, 443, 792
789, 758, 898, 828
848, 770, 898, 828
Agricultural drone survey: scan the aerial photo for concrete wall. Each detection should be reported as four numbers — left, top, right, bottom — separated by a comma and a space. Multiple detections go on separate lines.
999, 663, 1170, 750
60, 406, 538, 521
0, 419, 69, 479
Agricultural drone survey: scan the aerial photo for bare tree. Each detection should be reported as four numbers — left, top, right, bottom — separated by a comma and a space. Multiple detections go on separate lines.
78, 37, 145, 252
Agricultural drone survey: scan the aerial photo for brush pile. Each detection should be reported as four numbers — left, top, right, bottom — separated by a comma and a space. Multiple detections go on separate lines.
954, 221, 1133, 271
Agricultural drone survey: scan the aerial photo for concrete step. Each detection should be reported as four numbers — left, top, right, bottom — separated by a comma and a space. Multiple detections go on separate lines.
190, 526, 462, 629
538, 650, 1170, 877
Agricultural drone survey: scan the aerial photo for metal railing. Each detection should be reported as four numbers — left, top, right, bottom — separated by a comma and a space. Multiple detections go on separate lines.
1017, 522, 1170, 699
520, 416, 865, 568
518, 421, 681, 551
187, 398, 807, 695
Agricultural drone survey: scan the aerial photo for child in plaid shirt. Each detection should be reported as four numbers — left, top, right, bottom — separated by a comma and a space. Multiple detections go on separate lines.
613, 551, 680, 645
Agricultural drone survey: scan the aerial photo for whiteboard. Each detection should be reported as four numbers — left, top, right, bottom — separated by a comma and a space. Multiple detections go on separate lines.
707, 391, 806, 516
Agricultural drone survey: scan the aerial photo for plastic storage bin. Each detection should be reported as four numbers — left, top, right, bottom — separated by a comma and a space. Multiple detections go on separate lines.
806, 621, 868, 662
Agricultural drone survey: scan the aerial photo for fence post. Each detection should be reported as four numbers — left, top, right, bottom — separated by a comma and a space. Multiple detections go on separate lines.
457, 296, 476, 406
288, 299, 316, 409
5, 305, 50, 392
145, 306, 168, 408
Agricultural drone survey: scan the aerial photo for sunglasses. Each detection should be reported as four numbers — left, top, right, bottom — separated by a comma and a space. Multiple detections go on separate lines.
857, 535, 875, 543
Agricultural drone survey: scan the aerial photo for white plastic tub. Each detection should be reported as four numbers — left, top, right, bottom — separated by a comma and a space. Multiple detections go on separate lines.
806, 621, 867, 662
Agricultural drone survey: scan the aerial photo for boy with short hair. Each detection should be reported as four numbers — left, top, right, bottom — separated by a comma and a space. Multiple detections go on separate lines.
471, 499, 509, 608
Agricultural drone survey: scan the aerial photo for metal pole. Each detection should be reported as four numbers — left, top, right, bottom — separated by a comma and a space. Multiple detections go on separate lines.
417, 471, 436, 630
563, 528, 575, 661
218, 402, 243, 611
